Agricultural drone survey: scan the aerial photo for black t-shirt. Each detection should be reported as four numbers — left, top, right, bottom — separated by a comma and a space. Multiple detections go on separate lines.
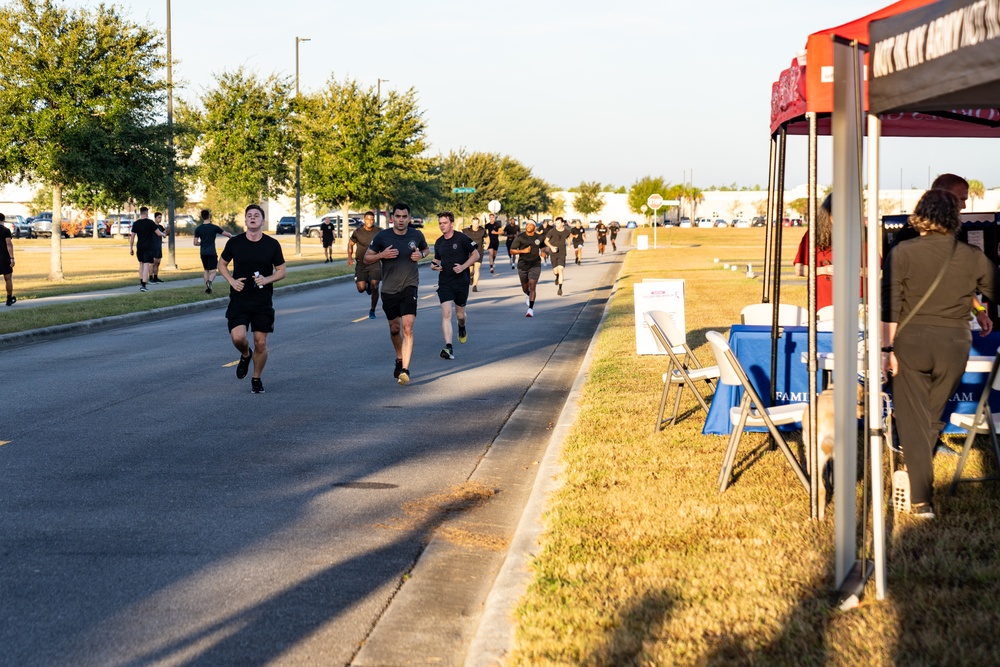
485, 221, 502, 244
220, 233, 285, 305
570, 227, 586, 245
320, 221, 335, 243
511, 231, 543, 270
0, 225, 11, 263
194, 223, 226, 256
349, 226, 379, 261
368, 227, 428, 294
546, 227, 571, 254
434, 231, 478, 286
503, 222, 520, 241
610, 222, 621, 236
154, 223, 165, 249
132, 218, 158, 250
464, 226, 487, 251
596, 223, 608, 238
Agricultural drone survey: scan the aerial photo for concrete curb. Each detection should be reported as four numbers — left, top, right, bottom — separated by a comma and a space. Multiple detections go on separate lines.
0, 275, 350, 349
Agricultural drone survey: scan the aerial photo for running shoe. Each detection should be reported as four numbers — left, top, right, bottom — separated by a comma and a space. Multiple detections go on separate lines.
369, 309, 376, 319
150, 277, 163, 283
440, 347, 454, 360
5, 295, 15, 307
490, 266, 495, 274
472, 285, 478, 292
394, 358, 403, 379
526, 308, 534, 317
458, 326, 467, 343
558, 285, 563, 296
909, 502, 935, 519
251, 377, 265, 394
397, 369, 410, 386
525, 293, 530, 306
139, 285, 148, 292
237, 348, 253, 380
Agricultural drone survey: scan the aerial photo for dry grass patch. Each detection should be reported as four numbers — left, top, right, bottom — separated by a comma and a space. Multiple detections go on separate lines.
512, 229, 1000, 666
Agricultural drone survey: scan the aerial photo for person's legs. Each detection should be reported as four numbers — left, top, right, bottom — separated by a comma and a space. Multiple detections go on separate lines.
456, 304, 467, 340
151, 256, 161, 279
369, 280, 380, 310
3, 272, 12, 297
440, 300, 454, 347
355, 279, 367, 293
527, 278, 537, 304
471, 261, 481, 289
140, 262, 151, 283
230, 324, 251, 357
400, 314, 416, 369
251, 330, 269, 378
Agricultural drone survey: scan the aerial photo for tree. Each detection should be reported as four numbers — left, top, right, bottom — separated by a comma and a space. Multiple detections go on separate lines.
787, 197, 809, 219
193, 68, 295, 220
628, 176, 670, 215
497, 156, 551, 218
300, 78, 430, 247
968, 178, 985, 211
548, 194, 566, 220
572, 181, 605, 221
0, 0, 168, 279
439, 150, 503, 216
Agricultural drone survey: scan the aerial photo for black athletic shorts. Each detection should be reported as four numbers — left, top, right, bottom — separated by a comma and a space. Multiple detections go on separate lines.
354, 261, 382, 283
153, 246, 163, 259
437, 281, 469, 307
382, 285, 418, 320
550, 251, 566, 268
488, 237, 500, 251
0, 261, 12, 276
518, 265, 542, 283
136, 248, 155, 264
322, 239, 334, 249
226, 300, 275, 333
201, 254, 219, 271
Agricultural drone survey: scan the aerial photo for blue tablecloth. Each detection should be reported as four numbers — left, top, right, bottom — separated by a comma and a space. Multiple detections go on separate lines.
703, 325, 832, 435
702, 325, 1000, 436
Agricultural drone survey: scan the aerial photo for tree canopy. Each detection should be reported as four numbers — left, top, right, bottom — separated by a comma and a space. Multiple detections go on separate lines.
572, 182, 605, 218
628, 176, 671, 215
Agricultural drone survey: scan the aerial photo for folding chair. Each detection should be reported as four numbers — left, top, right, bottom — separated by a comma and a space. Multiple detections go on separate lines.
817, 305, 835, 322
644, 311, 719, 431
705, 331, 810, 493
740, 303, 808, 326
947, 352, 1000, 495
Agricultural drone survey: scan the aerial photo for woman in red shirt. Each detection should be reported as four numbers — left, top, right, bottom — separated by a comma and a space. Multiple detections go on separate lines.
793, 194, 834, 311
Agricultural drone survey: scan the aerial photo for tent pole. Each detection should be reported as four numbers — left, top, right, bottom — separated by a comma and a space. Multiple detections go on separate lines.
867, 113, 886, 600
762, 134, 778, 303
770, 128, 787, 409
807, 112, 820, 520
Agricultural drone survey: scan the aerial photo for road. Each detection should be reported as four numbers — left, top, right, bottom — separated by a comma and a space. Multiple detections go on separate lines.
0, 244, 626, 666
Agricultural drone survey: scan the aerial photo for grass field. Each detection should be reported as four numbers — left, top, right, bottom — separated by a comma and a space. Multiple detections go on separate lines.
510, 228, 1000, 666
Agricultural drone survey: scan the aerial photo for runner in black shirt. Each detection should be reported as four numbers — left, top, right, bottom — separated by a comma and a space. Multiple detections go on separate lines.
150, 212, 166, 282
595, 220, 609, 256
193, 209, 233, 293
218, 204, 287, 394
570, 221, 587, 265
0, 214, 15, 306
433, 212, 480, 359
463, 217, 488, 292
348, 211, 382, 318
609, 220, 621, 251
545, 217, 572, 296
320, 218, 336, 263
510, 221, 544, 317
503, 218, 520, 269
129, 206, 166, 292
485, 213, 501, 273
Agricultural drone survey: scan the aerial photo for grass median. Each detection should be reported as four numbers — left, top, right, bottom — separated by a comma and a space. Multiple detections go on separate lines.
511, 229, 1000, 666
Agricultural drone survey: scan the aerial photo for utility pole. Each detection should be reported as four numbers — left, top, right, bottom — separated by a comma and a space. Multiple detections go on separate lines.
294, 36, 310, 257
376, 78, 389, 229
166, 0, 177, 269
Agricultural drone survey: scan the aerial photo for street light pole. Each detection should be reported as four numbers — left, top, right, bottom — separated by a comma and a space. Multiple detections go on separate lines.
376, 78, 389, 228
294, 36, 310, 257
166, 0, 177, 269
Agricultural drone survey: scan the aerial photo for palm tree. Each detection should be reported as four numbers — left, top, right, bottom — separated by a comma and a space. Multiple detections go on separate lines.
967, 178, 985, 212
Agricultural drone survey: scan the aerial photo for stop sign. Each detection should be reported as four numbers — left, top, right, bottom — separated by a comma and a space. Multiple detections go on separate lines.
647, 194, 663, 209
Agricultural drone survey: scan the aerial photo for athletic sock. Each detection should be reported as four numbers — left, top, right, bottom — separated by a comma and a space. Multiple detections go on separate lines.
529, 300, 535, 308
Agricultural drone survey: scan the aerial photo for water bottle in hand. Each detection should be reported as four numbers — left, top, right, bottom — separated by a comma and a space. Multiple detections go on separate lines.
253, 271, 264, 288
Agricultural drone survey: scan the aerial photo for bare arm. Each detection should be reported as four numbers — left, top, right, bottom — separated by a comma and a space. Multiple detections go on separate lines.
253, 263, 286, 288
5, 239, 13, 267
217, 256, 245, 292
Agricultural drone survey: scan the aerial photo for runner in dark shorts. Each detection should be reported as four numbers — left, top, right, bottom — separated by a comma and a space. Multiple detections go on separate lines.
320, 217, 335, 262
503, 218, 520, 269
0, 213, 15, 306
129, 207, 165, 292
570, 221, 587, 265
348, 211, 382, 318
510, 221, 544, 317
432, 212, 479, 360
545, 218, 572, 296
463, 217, 488, 292
595, 220, 608, 255
193, 209, 232, 293
485, 213, 501, 273
149, 212, 166, 282
609, 220, 621, 251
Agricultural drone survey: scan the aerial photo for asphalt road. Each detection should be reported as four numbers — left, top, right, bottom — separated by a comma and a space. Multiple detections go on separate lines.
0, 243, 626, 666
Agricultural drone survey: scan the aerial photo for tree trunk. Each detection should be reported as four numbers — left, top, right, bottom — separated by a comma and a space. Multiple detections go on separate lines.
50, 184, 64, 281
340, 200, 351, 253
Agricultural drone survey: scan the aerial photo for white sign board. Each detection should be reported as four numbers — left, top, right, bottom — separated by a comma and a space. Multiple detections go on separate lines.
636, 234, 649, 250
634, 279, 685, 354
487, 199, 502, 214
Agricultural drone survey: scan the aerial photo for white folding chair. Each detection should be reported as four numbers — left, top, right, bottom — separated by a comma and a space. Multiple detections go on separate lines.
816, 305, 835, 322
947, 353, 1000, 495
644, 311, 719, 431
740, 303, 808, 326
705, 331, 810, 493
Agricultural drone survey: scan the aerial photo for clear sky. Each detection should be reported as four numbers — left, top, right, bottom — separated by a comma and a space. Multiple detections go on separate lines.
93, 0, 1000, 191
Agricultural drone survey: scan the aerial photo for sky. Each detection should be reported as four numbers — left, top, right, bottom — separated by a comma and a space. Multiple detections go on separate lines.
84, 0, 1000, 191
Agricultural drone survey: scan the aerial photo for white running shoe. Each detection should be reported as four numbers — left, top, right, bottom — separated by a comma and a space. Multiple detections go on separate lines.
526, 308, 533, 317
525, 294, 530, 306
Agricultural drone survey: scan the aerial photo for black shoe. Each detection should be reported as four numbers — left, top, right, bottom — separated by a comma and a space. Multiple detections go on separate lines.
151, 277, 163, 283
394, 358, 403, 379
251, 377, 264, 394
139, 284, 148, 292
5, 295, 14, 306
489, 266, 495, 274
472, 285, 478, 292
558, 285, 563, 296
237, 349, 253, 379
440, 347, 454, 360
458, 326, 467, 343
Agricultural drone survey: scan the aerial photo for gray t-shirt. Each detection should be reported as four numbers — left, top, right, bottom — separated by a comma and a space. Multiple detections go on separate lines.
368, 227, 428, 294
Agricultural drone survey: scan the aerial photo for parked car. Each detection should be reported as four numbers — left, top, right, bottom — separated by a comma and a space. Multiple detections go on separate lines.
276, 216, 297, 234
714, 218, 729, 227
410, 217, 424, 228
678, 217, 691, 227
4, 215, 33, 238
106, 214, 135, 237
625, 220, 638, 228
82, 220, 110, 237
732, 219, 751, 228
750, 216, 766, 227
695, 217, 714, 228
173, 214, 198, 232
30, 212, 59, 238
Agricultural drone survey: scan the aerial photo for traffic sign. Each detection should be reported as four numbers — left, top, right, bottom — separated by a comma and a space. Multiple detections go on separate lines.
647, 194, 663, 209
452, 187, 476, 194
488, 199, 501, 213
662, 199, 681, 206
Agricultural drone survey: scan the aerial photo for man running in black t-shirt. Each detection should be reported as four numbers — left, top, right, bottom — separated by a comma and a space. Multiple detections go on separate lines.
433, 212, 480, 359
129, 207, 166, 292
193, 209, 233, 293
595, 220, 609, 256
463, 217, 488, 292
149, 212, 167, 282
348, 211, 382, 319
218, 204, 287, 394
320, 217, 336, 263
570, 221, 587, 265
485, 213, 501, 274
365, 202, 429, 386
510, 221, 544, 317
0, 213, 15, 306
503, 218, 520, 269
545, 217, 572, 296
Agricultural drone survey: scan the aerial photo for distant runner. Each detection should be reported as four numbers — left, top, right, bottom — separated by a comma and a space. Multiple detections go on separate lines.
320, 217, 336, 263
432, 212, 479, 360
463, 216, 488, 292
545, 217, 572, 296
570, 220, 586, 265
609, 220, 621, 251
503, 217, 521, 270
510, 221, 544, 317
193, 209, 233, 294
485, 213, 501, 274
595, 220, 608, 256
0, 212, 15, 306
348, 211, 382, 319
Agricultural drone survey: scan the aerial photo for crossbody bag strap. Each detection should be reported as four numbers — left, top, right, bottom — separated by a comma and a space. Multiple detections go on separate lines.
895, 237, 958, 337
